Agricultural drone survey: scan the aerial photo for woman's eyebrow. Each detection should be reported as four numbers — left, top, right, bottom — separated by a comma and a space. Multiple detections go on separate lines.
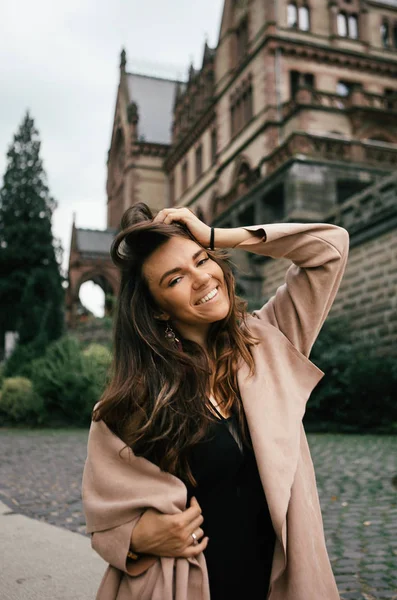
159, 249, 206, 285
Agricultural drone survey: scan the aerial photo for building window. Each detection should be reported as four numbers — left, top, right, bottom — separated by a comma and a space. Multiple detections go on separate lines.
288, 2, 310, 31
337, 12, 348, 37
348, 14, 358, 39
387, 21, 397, 48
231, 104, 236, 137
290, 71, 300, 98
211, 128, 217, 164
337, 81, 354, 96
195, 145, 203, 179
337, 11, 359, 39
385, 88, 396, 110
182, 160, 188, 192
299, 5, 310, 31
243, 84, 253, 123
381, 19, 389, 47
230, 77, 254, 138
169, 174, 175, 205
236, 18, 249, 63
287, 3, 298, 27
290, 71, 314, 98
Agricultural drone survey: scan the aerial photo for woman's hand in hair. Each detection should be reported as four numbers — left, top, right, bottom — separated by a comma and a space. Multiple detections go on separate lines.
153, 207, 212, 248
130, 496, 209, 558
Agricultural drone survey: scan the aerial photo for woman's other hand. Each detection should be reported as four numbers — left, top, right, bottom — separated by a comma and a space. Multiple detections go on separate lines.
153, 207, 211, 248
130, 496, 209, 558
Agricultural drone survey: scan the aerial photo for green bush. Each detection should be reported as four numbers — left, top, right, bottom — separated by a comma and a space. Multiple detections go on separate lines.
82, 343, 112, 413
30, 336, 99, 426
3, 338, 47, 379
0, 362, 4, 387
83, 343, 112, 369
0, 377, 44, 425
304, 318, 397, 433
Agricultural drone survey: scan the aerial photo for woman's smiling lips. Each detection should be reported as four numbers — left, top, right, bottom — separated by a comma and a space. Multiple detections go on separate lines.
195, 286, 220, 306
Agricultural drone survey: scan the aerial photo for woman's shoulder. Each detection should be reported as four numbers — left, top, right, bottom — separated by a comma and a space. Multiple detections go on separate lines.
242, 311, 279, 339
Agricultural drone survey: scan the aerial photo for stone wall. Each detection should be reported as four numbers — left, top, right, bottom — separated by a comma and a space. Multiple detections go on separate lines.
332, 227, 397, 355
253, 173, 397, 356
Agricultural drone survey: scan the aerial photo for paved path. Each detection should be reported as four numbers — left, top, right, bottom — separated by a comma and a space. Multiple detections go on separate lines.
0, 428, 396, 599
0, 500, 104, 599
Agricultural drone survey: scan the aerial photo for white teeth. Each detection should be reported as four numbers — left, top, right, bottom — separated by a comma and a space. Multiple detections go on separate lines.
197, 287, 218, 305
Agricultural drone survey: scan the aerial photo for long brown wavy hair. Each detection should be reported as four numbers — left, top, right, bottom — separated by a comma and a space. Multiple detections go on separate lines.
93, 203, 260, 486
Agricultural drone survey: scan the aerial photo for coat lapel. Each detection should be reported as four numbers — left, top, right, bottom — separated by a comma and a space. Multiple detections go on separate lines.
237, 317, 324, 585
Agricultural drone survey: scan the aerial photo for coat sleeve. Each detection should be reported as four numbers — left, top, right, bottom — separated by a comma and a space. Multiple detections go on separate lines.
236, 222, 349, 358
91, 519, 157, 576
82, 418, 184, 578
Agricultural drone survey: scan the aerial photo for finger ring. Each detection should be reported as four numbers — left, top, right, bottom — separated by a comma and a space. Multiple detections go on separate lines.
191, 532, 198, 545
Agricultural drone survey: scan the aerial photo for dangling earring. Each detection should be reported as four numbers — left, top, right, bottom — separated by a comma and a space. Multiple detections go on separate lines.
165, 322, 182, 350
164, 322, 179, 342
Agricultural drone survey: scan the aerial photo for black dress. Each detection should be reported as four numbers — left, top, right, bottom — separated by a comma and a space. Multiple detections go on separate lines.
185, 407, 276, 600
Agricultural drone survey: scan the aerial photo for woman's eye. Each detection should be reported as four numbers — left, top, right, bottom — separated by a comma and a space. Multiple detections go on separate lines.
169, 277, 182, 287
198, 258, 209, 266
169, 258, 208, 286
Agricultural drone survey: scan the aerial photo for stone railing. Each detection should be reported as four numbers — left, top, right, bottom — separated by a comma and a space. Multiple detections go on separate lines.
265, 132, 397, 175
326, 171, 397, 236
281, 88, 397, 120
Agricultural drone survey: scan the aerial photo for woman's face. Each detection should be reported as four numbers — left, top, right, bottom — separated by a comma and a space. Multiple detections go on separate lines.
142, 236, 231, 344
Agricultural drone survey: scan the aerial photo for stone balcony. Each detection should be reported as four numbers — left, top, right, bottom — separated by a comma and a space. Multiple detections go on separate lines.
265, 131, 397, 176
281, 87, 397, 121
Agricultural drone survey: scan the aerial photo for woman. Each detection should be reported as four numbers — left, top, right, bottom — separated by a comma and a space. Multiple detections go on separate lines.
82, 203, 349, 600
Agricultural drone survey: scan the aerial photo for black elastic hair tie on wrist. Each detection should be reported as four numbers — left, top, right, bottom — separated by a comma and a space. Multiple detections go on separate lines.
210, 227, 215, 251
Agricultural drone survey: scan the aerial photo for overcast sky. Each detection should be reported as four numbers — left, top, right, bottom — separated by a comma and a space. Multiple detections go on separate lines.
0, 0, 224, 315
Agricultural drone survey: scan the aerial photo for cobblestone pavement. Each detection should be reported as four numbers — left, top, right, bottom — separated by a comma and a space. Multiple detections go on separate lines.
0, 429, 396, 599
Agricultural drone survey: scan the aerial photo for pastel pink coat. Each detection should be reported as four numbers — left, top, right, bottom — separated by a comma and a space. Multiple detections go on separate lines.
82, 221, 349, 599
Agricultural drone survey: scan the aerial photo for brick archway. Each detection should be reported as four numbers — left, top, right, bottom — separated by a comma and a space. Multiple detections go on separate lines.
67, 266, 119, 328
67, 222, 119, 328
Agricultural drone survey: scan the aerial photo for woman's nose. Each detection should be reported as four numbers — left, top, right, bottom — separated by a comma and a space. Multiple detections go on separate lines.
192, 271, 212, 289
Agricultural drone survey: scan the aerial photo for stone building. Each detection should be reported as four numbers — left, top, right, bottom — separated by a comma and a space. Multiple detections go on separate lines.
68, 0, 397, 354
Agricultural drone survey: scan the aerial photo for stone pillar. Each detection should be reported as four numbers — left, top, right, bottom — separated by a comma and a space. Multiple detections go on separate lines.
349, 83, 364, 109
359, 8, 369, 46
328, 1, 338, 40
266, 0, 276, 24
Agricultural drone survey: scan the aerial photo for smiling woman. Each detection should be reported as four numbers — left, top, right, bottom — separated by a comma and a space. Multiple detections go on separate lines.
82, 202, 349, 600
94, 203, 261, 478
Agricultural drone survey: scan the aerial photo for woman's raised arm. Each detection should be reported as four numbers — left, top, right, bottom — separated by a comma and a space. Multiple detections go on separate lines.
151, 208, 349, 359
232, 222, 349, 358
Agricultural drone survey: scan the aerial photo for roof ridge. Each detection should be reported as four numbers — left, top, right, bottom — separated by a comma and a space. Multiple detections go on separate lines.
126, 71, 185, 85
76, 227, 116, 233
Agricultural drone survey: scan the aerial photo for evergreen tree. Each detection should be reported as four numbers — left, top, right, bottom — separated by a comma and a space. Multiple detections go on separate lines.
0, 111, 64, 351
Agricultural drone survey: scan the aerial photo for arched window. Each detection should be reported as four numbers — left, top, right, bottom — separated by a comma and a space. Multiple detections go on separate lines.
287, 3, 298, 28
299, 5, 310, 31
337, 12, 348, 37
381, 19, 390, 48
348, 14, 358, 39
